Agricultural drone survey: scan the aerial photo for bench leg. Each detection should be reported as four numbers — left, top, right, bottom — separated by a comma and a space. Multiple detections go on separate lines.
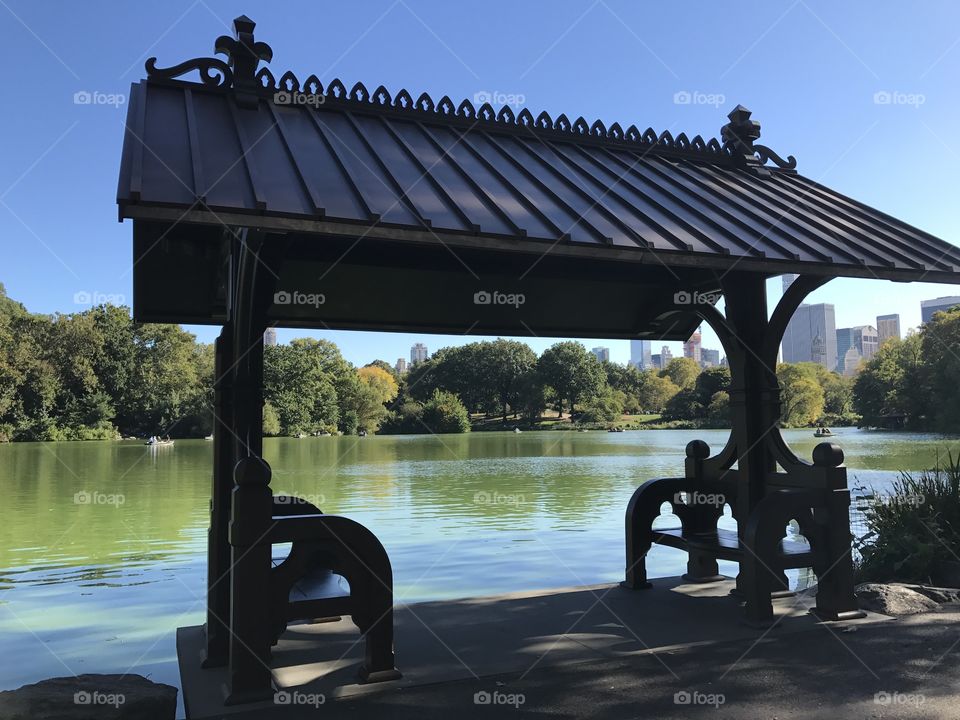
683, 550, 725, 583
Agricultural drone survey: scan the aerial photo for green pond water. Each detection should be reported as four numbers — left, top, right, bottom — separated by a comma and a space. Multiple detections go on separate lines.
1, 428, 957, 704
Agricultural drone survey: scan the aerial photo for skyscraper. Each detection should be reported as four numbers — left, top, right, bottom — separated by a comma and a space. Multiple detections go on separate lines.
921, 296, 960, 323
630, 339, 652, 369
836, 325, 879, 372
410, 343, 429, 364
782, 273, 799, 293
876, 314, 900, 345
395, 358, 408, 374
263, 327, 277, 347
591, 346, 610, 363
701, 348, 720, 367
683, 329, 702, 364
661, 346, 673, 365
782, 303, 837, 371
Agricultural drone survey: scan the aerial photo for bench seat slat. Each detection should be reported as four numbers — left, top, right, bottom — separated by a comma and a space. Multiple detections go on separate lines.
652, 527, 814, 568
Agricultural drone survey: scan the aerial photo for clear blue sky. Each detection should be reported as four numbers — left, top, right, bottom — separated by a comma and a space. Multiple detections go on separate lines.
2, 1, 959, 366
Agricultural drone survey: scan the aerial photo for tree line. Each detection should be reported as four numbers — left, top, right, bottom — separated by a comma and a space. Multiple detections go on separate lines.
6, 282, 952, 441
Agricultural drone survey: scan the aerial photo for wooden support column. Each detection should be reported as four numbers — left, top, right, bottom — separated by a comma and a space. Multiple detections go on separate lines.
224, 229, 281, 704
203, 326, 234, 668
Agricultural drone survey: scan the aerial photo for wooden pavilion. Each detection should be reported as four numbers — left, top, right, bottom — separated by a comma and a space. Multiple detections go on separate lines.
116, 16, 960, 708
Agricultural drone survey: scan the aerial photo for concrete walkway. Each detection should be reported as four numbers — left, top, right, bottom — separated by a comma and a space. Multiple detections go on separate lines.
178, 577, 960, 719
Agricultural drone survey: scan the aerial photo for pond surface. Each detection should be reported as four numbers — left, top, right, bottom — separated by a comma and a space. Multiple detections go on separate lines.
1, 428, 956, 704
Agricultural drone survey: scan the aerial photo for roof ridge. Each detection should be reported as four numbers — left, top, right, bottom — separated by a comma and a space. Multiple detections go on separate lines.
144, 15, 797, 173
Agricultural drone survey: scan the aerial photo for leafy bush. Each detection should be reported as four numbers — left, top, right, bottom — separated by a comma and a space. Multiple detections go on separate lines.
856, 452, 960, 583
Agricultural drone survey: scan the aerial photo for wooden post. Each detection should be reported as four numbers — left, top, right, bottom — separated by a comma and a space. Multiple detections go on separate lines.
202, 326, 234, 668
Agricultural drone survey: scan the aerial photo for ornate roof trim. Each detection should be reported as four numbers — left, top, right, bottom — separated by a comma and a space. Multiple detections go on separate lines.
144, 16, 797, 174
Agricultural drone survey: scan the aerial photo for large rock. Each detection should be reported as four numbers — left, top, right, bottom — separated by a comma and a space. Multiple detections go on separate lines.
855, 583, 941, 616
0, 674, 176, 720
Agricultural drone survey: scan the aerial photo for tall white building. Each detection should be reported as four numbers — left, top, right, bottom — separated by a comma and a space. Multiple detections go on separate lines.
395, 358, 408, 374
630, 339, 652, 369
410, 343, 429, 364
782, 303, 837, 371
263, 327, 277, 347
876, 314, 900, 345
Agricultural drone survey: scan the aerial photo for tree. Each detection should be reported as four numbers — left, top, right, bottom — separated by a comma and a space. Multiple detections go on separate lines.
662, 388, 702, 421
580, 385, 625, 423
706, 391, 730, 427
777, 363, 825, 426
660, 357, 700, 390
537, 341, 606, 416
694, 365, 730, 407
915, 309, 960, 430
852, 335, 922, 426
636, 371, 679, 413
262, 401, 281, 436
484, 339, 537, 423
421, 389, 471, 433
355, 365, 399, 431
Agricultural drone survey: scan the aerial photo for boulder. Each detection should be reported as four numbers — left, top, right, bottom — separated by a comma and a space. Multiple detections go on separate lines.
855, 583, 940, 616
0, 674, 176, 720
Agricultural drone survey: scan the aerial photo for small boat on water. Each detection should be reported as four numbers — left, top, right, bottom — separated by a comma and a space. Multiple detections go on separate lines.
814, 427, 833, 438
608, 427, 625, 433
204, 434, 213, 441
145, 435, 174, 446
514, 427, 522, 433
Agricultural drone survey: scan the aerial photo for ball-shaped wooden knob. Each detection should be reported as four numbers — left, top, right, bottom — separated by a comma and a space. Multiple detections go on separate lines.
234, 456, 272, 485
812, 442, 844, 467
686, 439, 711, 460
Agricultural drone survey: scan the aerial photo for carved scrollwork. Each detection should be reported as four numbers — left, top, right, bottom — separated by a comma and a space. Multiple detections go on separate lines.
753, 144, 798, 170
145, 56, 233, 87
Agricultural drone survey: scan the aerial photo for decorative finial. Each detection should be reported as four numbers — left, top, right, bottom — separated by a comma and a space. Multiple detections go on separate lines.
214, 16, 273, 106
720, 105, 797, 175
